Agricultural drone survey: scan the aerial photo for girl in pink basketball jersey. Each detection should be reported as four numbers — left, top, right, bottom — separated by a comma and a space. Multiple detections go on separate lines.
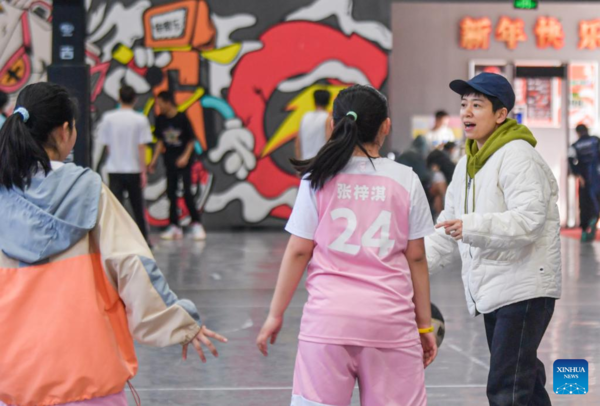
257, 85, 438, 406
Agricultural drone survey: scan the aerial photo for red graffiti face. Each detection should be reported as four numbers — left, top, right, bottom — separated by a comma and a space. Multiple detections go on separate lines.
227, 21, 388, 218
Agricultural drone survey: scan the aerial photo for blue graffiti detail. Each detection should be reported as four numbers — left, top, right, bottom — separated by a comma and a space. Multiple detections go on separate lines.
201, 95, 236, 120
194, 96, 237, 154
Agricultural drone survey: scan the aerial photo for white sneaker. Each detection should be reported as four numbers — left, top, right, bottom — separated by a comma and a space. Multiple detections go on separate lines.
161, 225, 183, 240
191, 223, 207, 241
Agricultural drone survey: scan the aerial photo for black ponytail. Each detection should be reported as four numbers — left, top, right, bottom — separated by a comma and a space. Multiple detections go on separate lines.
292, 85, 388, 190
0, 83, 77, 190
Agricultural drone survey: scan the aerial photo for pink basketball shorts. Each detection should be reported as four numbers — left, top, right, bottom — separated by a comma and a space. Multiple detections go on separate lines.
291, 340, 426, 406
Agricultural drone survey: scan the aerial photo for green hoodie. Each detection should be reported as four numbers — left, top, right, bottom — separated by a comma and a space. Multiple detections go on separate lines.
463, 118, 537, 213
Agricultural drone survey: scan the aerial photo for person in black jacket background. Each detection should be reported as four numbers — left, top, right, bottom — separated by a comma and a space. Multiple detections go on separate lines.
568, 124, 600, 241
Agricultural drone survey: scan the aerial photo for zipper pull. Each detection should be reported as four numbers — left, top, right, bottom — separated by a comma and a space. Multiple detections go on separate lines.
468, 177, 472, 189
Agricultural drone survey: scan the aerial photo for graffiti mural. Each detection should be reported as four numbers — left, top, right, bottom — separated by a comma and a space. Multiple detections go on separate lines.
0, 0, 391, 228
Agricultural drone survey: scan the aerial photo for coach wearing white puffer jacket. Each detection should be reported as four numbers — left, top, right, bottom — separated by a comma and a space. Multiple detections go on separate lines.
426, 73, 561, 406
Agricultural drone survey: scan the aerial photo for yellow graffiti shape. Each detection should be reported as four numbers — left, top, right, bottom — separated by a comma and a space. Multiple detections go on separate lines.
261, 84, 346, 158
112, 44, 134, 65
143, 97, 156, 117
177, 87, 205, 112
201, 43, 242, 64
153, 46, 193, 52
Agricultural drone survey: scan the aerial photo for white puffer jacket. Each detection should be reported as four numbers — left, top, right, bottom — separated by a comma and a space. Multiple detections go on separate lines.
426, 140, 561, 316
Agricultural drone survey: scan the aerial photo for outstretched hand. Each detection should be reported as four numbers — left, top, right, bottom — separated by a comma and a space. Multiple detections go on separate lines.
182, 326, 228, 363
436, 219, 463, 241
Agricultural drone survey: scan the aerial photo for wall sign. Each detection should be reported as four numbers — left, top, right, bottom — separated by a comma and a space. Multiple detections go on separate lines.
51, 0, 85, 64
460, 17, 493, 50
578, 20, 600, 50
535, 17, 565, 49
495, 17, 527, 50
460, 15, 600, 51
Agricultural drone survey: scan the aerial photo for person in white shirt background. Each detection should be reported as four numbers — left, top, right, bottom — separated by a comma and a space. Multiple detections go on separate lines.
425, 110, 456, 148
97, 85, 153, 245
296, 89, 332, 160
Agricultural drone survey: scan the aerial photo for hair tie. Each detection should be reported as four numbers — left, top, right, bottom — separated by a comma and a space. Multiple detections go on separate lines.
346, 111, 358, 121
14, 107, 30, 123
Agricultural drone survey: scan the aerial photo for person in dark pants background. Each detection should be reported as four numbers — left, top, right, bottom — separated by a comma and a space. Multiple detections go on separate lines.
97, 85, 152, 244
149, 91, 205, 241
568, 124, 600, 242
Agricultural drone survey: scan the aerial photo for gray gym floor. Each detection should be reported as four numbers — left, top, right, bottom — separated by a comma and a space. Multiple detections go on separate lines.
125, 232, 600, 405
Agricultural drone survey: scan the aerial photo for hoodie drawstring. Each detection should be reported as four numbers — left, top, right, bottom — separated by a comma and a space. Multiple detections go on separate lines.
464, 170, 476, 214
472, 176, 476, 212
128, 381, 141, 406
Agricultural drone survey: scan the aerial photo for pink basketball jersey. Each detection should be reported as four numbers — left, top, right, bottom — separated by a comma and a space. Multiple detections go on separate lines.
286, 157, 434, 348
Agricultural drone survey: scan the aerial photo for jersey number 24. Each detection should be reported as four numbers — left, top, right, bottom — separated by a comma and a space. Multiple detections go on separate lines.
328, 208, 395, 258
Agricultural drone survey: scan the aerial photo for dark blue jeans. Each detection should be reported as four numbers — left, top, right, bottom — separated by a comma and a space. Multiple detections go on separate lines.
484, 297, 556, 406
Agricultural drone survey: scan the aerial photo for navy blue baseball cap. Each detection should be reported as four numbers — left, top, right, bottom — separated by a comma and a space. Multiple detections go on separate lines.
450, 72, 515, 112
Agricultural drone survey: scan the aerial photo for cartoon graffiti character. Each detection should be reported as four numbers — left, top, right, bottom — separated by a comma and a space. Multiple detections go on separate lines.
107, 0, 257, 225
141, 0, 215, 151
1, 0, 391, 228
0, 0, 153, 103
110, 0, 246, 151
111, 0, 388, 228
202, 19, 389, 224
87, 0, 154, 104
0, 0, 51, 103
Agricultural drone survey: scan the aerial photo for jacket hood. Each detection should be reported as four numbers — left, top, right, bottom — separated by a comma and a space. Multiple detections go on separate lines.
466, 119, 537, 178
0, 163, 102, 264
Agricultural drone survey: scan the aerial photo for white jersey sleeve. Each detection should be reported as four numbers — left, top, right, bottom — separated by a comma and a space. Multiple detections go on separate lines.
285, 178, 319, 240
408, 171, 435, 240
